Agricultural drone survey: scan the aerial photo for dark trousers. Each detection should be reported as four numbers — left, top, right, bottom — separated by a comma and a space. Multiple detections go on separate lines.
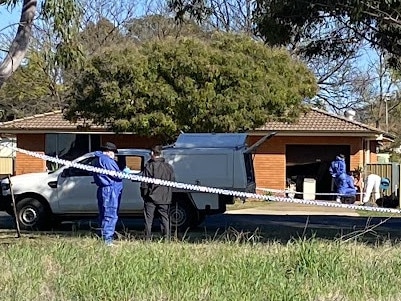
144, 201, 170, 239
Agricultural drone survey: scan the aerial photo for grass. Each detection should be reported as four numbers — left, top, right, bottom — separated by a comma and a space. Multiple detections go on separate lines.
2, 199, 401, 300
2, 229, 401, 301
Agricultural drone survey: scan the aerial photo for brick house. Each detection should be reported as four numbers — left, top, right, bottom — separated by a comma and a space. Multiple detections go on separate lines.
0, 108, 394, 196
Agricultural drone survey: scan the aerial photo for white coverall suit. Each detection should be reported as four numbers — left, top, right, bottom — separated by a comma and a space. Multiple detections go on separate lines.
362, 174, 381, 204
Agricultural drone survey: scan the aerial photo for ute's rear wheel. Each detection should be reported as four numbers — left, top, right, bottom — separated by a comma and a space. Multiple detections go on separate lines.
170, 201, 196, 230
16, 197, 51, 230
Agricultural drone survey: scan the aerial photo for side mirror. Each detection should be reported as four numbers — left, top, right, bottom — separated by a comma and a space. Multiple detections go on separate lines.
61, 168, 70, 178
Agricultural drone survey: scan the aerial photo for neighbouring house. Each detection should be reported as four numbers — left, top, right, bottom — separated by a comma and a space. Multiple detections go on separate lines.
0, 108, 394, 198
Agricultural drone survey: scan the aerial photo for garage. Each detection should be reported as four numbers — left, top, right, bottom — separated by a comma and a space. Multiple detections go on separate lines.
286, 145, 351, 200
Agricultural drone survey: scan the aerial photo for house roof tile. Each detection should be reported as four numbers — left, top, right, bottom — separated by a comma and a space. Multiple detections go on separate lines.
256, 107, 394, 138
0, 110, 104, 131
0, 108, 394, 139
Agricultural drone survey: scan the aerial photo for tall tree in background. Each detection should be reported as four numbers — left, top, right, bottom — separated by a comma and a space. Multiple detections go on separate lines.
252, 1, 401, 70
0, 0, 81, 87
0, 51, 60, 119
168, 0, 395, 113
65, 33, 317, 141
353, 50, 401, 131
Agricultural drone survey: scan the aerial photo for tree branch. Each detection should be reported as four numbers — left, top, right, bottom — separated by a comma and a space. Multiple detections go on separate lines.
0, 0, 37, 88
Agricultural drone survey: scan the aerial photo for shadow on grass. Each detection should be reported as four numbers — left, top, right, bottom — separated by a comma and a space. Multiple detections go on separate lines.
1, 213, 401, 245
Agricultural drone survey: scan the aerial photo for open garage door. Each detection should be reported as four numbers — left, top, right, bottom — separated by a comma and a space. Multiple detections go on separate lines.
286, 145, 350, 200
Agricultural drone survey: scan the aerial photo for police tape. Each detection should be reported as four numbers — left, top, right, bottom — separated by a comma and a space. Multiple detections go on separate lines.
5, 145, 401, 215
257, 187, 365, 197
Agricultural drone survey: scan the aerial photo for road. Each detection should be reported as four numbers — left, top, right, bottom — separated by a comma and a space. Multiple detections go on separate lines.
1, 210, 401, 243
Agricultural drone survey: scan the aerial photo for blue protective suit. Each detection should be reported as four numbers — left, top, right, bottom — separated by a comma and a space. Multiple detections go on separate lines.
339, 174, 356, 196
329, 156, 347, 196
329, 156, 346, 178
93, 151, 123, 244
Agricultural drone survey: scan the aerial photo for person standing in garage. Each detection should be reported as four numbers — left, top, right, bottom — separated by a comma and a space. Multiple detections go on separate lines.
93, 142, 122, 246
329, 154, 347, 202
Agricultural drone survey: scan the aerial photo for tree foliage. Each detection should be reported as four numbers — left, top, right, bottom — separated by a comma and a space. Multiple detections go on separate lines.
65, 33, 317, 140
0, 51, 61, 120
126, 14, 209, 43
252, 0, 401, 69
0, 0, 81, 87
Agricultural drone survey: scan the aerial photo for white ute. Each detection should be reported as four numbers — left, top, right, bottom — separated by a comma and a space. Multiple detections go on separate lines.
0, 133, 275, 230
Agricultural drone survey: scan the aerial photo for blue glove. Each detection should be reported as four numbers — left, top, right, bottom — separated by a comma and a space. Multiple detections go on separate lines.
123, 167, 132, 174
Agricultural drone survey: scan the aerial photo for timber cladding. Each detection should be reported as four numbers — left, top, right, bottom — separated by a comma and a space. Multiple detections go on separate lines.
249, 135, 371, 190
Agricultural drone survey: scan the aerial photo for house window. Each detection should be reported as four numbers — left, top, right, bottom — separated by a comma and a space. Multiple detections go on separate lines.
45, 134, 100, 171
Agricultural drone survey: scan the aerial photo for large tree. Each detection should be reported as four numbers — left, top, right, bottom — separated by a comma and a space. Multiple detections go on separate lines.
0, 0, 81, 88
251, 0, 401, 69
0, 51, 61, 120
65, 33, 317, 141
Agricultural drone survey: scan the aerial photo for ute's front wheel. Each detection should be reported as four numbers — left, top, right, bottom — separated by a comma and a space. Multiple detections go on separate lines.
16, 197, 51, 230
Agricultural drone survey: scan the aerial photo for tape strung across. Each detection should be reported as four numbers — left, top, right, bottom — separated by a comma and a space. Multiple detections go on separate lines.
5, 145, 401, 215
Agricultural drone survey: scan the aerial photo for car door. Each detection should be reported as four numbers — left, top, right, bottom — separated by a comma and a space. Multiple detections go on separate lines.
115, 154, 144, 213
56, 156, 98, 213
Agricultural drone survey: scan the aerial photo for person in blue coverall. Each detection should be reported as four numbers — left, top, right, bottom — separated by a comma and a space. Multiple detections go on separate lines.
338, 172, 357, 204
329, 154, 347, 202
93, 142, 123, 246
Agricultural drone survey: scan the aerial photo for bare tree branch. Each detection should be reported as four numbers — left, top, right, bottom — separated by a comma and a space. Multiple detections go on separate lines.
0, 0, 37, 88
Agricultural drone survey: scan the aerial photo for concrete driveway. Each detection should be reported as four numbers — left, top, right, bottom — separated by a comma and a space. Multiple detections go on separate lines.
226, 201, 360, 216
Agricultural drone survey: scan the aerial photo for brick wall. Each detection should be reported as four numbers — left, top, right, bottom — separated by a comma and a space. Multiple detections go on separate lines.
14, 134, 161, 175
99, 134, 160, 149
16, 134, 46, 174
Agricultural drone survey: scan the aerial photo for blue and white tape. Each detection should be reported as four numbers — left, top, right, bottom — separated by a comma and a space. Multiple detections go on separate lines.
5, 145, 401, 215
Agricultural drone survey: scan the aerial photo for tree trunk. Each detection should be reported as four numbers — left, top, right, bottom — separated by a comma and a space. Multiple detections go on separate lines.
0, 0, 37, 88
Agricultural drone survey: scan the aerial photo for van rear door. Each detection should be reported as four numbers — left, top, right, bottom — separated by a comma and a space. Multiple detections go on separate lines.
244, 132, 277, 192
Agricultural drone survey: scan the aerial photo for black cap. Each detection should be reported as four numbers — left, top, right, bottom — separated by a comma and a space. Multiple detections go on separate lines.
100, 142, 118, 153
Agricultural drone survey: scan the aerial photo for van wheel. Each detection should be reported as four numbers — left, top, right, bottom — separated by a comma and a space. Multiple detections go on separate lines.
170, 201, 196, 230
16, 197, 51, 230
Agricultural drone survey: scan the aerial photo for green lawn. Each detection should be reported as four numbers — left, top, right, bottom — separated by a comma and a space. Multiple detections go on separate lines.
2, 230, 401, 301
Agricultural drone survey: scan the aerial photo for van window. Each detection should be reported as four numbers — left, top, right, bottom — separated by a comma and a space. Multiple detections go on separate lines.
116, 155, 143, 174
244, 153, 255, 184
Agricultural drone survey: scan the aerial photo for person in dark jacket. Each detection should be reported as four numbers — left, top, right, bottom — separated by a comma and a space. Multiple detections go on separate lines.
140, 145, 175, 240
93, 142, 123, 246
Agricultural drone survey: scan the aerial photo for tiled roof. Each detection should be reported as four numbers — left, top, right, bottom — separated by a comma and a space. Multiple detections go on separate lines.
0, 110, 105, 131
256, 107, 394, 138
0, 108, 394, 139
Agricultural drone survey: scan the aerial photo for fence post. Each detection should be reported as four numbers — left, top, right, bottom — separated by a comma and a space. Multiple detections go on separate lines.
7, 174, 21, 238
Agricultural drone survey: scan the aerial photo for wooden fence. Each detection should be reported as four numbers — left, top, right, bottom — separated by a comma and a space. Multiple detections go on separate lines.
0, 157, 14, 178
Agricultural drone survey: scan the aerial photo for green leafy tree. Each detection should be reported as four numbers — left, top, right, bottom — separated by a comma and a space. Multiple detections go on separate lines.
0, 0, 81, 88
65, 33, 317, 141
0, 51, 61, 119
251, 1, 401, 69
126, 14, 209, 43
